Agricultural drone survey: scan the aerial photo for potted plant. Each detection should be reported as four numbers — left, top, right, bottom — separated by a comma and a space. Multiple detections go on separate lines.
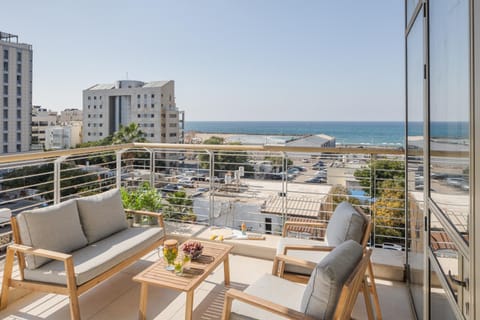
121, 182, 163, 225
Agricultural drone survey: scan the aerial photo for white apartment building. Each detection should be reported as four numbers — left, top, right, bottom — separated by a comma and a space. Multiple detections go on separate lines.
82, 80, 183, 143
59, 108, 82, 123
31, 105, 57, 149
0, 32, 32, 153
44, 123, 82, 150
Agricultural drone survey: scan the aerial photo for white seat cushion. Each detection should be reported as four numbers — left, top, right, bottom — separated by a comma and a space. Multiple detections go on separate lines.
24, 226, 164, 286
16, 200, 88, 269
76, 188, 128, 243
276, 237, 329, 275
231, 274, 306, 320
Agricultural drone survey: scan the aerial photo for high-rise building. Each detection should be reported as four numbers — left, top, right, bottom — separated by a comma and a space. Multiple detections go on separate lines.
0, 32, 32, 153
82, 80, 183, 143
59, 108, 82, 123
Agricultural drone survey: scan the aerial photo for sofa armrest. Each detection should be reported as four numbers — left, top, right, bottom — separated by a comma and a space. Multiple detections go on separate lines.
8, 243, 72, 262
125, 209, 165, 227
283, 244, 336, 255
222, 288, 311, 320
282, 221, 327, 237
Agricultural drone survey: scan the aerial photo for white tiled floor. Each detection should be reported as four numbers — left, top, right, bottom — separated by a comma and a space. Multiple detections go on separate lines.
0, 251, 412, 319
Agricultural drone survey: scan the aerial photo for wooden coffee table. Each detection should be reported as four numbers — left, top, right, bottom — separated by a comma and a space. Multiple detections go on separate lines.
133, 240, 233, 320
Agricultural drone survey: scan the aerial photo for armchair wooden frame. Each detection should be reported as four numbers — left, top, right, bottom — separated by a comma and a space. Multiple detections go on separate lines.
277, 207, 382, 320
222, 249, 374, 320
0, 209, 165, 320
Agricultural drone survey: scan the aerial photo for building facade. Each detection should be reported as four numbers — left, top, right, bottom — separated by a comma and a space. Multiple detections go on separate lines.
0, 32, 32, 153
31, 105, 57, 150
82, 80, 183, 143
58, 108, 82, 123
44, 123, 81, 150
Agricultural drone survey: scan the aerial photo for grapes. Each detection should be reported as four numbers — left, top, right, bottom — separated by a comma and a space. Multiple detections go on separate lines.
182, 241, 204, 256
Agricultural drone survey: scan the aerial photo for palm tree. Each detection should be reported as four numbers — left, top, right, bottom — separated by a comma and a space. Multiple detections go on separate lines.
112, 123, 146, 144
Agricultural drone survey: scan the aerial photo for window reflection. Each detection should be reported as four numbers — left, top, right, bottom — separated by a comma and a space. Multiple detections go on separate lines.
429, 0, 469, 243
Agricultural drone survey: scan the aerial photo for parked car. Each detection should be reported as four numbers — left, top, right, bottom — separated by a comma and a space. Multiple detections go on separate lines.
178, 178, 194, 188
161, 184, 183, 193
305, 176, 326, 183
381, 242, 403, 251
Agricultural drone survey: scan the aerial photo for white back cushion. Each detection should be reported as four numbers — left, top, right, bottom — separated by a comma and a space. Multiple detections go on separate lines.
325, 201, 366, 246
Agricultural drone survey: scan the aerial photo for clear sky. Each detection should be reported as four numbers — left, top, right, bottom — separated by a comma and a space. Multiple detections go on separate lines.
3, 0, 404, 121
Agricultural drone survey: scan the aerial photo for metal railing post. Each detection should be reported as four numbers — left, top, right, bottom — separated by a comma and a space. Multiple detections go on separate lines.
371, 153, 377, 247
207, 150, 215, 226
53, 156, 68, 204
116, 150, 125, 189
148, 149, 155, 187
282, 152, 287, 226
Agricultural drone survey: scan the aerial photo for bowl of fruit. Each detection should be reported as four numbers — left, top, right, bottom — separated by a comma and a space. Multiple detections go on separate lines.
182, 241, 204, 260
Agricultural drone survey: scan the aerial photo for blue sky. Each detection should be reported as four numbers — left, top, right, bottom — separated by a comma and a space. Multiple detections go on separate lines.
3, 0, 404, 121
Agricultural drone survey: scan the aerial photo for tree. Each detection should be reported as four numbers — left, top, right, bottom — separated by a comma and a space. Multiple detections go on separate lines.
354, 159, 405, 244
163, 191, 196, 222
197, 136, 253, 177
112, 123, 146, 144
354, 159, 404, 196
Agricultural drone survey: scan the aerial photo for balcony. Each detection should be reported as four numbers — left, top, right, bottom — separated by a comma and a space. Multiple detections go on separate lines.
0, 143, 410, 319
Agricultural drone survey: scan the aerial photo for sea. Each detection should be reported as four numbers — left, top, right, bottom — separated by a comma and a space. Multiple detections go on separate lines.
184, 121, 469, 147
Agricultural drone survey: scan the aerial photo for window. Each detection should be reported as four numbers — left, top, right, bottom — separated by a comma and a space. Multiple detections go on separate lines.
3, 133, 7, 142
137, 114, 141, 118
88, 132, 91, 136
151, 104, 154, 108
3, 62, 8, 72
16, 64, 21, 74
94, 96, 96, 100
137, 94, 140, 99
144, 94, 147, 98
99, 114, 103, 118
169, 123, 177, 128
138, 104, 141, 109
161, 104, 164, 107
151, 94, 155, 98
94, 105, 97, 109
16, 121, 21, 130
88, 123, 91, 127
150, 133, 154, 137
88, 114, 91, 118
99, 105, 102, 109
16, 144, 21, 152
150, 123, 154, 127
169, 114, 177, 118
151, 114, 154, 118
88, 105, 90, 109
3, 85, 7, 95
16, 75, 21, 85
16, 133, 20, 141
3, 110, 8, 118
16, 52, 21, 62
99, 96, 102, 100
3, 74, 7, 84
16, 87, 21, 96
144, 104, 147, 108
3, 121, 7, 130
3, 97, 7, 107
3, 146, 7, 153
16, 98, 20, 107
161, 93, 164, 98
169, 133, 177, 137
99, 123, 103, 127
99, 132, 103, 136
3, 50, 8, 60
88, 96, 91, 100
16, 110, 21, 119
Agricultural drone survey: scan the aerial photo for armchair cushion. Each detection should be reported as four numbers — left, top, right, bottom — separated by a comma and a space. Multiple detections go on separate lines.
76, 188, 128, 243
300, 240, 363, 319
325, 201, 366, 246
230, 273, 306, 320
16, 200, 88, 269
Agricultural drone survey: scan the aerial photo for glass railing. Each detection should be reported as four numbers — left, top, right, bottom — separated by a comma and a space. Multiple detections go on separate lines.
0, 143, 405, 257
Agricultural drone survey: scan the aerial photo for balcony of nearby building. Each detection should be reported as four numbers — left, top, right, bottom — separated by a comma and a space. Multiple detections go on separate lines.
0, 143, 415, 319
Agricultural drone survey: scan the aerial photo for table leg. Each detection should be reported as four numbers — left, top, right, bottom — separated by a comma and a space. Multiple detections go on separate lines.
224, 254, 231, 286
185, 290, 194, 320
138, 283, 148, 320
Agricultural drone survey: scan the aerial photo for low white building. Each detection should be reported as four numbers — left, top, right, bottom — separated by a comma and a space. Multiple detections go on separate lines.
44, 123, 82, 150
31, 105, 57, 150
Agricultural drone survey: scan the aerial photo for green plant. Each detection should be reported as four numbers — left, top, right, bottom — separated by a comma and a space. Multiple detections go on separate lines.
121, 183, 162, 224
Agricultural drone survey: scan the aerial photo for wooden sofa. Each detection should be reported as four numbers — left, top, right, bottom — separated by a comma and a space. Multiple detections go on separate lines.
0, 188, 166, 320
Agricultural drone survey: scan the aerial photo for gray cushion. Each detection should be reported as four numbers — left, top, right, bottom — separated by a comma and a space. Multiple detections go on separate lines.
231, 273, 306, 320
24, 226, 165, 286
76, 188, 128, 243
16, 200, 88, 269
300, 240, 363, 319
325, 202, 366, 246
276, 237, 329, 275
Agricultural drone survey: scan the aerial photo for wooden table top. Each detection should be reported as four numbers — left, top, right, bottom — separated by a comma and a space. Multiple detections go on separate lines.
133, 240, 233, 292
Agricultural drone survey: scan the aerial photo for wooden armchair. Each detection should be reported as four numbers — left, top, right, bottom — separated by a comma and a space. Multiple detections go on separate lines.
222, 240, 374, 320
276, 202, 382, 319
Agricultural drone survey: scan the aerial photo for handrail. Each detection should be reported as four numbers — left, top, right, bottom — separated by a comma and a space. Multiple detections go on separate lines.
0, 142, 403, 165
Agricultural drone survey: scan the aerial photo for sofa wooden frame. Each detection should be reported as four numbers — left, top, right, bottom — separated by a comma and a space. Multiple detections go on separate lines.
277, 206, 382, 320
0, 209, 165, 320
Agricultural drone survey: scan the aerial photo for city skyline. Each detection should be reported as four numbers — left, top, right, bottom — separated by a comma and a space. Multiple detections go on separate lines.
3, 0, 404, 121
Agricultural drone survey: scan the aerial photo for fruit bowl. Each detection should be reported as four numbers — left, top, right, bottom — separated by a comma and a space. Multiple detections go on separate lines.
182, 241, 204, 260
